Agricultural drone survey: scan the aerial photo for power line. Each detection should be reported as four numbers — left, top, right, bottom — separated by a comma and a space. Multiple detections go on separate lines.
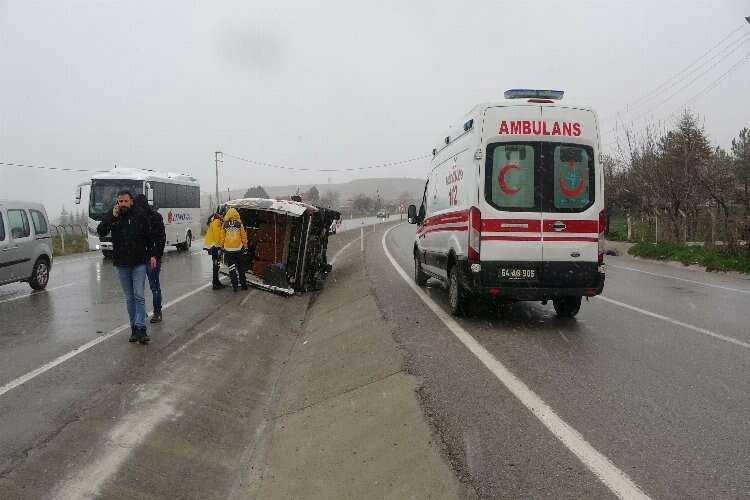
601, 52, 750, 151
223, 153, 432, 172
660, 52, 750, 122
604, 45, 750, 141
627, 44, 750, 124
601, 23, 750, 123
0, 161, 108, 173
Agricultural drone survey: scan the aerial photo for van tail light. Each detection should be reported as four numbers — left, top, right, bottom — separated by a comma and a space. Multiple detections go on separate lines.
468, 207, 481, 262
598, 210, 606, 264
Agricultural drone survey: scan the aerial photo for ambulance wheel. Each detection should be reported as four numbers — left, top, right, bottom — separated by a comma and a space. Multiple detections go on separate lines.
414, 254, 428, 286
553, 296, 582, 318
447, 265, 467, 316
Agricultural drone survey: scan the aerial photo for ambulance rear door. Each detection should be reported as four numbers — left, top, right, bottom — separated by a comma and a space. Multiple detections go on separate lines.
538, 106, 602, 288
481, 105, 544, 274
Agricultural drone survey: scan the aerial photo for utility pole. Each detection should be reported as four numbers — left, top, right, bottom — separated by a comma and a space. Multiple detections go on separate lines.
214, 152, 223, 206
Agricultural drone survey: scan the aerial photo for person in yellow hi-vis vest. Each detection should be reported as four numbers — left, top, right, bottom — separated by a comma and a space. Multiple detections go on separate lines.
220, 207, 249, 291
203, 206, 226, 290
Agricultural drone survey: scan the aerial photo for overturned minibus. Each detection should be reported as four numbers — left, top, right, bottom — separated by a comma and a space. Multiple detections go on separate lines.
219, 198, 341, 295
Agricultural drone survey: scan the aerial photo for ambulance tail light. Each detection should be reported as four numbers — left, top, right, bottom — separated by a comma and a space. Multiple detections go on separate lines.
468, 207, 481, 262
598, 210, 606, 264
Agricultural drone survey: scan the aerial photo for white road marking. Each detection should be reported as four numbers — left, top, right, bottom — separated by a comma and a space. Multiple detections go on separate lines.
382, 225, 650, 500
52, 385, 178, 500
0, 282, 212, 399
608, 263, 750, 295
0, 282, 76, 305
166, 324, 219, 361
330, 237, 360, 267
596, 295, 750, 350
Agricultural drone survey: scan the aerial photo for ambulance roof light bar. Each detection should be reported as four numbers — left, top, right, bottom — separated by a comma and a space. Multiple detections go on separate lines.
504, 89, 564, 100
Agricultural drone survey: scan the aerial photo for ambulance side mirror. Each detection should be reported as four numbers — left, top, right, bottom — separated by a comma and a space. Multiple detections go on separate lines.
407, 204, 418, 224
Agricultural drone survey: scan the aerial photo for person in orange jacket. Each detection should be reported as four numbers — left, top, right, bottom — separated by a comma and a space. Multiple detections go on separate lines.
220, 207, 249, 291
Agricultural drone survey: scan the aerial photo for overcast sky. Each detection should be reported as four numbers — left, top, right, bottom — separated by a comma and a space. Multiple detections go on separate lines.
1, 0, 748, 217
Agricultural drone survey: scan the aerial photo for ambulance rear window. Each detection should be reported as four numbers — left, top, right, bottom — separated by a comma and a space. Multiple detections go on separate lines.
488, 144, 536, 210
551, 145, 593, 210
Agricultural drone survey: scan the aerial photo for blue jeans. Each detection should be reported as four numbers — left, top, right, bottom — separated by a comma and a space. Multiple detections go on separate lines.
147, 259, 162, 313
117, 264, 147, 329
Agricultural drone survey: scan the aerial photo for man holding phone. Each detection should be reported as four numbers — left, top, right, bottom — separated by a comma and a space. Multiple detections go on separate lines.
97, 190, 157, 344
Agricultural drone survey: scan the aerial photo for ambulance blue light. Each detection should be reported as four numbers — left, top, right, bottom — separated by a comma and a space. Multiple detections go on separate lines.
504, 89, 564, 100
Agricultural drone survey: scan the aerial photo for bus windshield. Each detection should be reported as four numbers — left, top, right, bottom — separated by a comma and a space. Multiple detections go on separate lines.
89, 179, 143, 220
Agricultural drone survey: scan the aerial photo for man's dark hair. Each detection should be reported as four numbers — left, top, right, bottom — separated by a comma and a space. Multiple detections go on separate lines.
133, 194, 150, 211
117, 190, 133, 199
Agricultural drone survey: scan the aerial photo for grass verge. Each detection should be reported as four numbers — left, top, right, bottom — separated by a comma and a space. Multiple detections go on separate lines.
629, 242, 750, 274
52, 234, 90, 256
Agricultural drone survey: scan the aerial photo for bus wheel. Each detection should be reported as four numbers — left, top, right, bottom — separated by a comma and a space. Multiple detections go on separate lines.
553, 296, 582, 318
177, 232, 191, 251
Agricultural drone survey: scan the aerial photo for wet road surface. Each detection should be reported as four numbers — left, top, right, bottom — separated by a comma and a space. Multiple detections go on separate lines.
369, 223, 750, 499
0, 233, 363, 499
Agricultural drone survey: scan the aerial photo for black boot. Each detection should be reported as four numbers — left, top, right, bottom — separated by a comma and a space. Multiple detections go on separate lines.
129, 327, 138, 342
212, 281, 226, 290
150, 311, 162, 323
138, 328, 150, 344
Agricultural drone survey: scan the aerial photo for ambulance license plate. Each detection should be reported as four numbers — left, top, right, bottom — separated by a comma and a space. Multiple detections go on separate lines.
499, 268, 537, 281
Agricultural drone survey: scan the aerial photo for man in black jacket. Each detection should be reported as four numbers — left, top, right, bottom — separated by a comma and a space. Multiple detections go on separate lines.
97, 190, 157, 344
134, 194, 166, 323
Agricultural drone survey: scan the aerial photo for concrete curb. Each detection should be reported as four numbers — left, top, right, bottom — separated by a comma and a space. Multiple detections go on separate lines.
247, 231, 469, 499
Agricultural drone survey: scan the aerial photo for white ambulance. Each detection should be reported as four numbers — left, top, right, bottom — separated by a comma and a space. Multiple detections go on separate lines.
407, 89, 605, 318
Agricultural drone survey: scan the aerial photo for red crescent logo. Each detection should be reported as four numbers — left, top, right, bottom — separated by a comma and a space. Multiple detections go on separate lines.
559, 160, 585, 197
498, 164, 521, 195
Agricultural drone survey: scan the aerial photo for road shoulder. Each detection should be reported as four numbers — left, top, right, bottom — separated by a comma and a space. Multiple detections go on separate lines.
246, 229, 470, 499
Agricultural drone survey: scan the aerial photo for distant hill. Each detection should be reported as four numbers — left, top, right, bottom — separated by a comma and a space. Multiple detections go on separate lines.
264, 177, 426, 202
201, 177, 426, 212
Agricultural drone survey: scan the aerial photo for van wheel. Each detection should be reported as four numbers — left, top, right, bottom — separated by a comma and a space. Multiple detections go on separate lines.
29, 258, 50, 290
553, 296, 582, 318
414, 254, 428, 286
447, 266, 466, 316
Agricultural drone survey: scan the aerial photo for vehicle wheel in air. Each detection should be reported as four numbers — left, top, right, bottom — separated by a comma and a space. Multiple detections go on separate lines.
184, 232, 192, 250
28, 258, 50, 290
553, 296, 582, 318
447, 265, 467, 316
414, 253, 428, 286
102, 250, 114, 259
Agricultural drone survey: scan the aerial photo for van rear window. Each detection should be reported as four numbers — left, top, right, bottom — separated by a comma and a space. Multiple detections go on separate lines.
30, 209, 48, 235
488, 144, 536, 210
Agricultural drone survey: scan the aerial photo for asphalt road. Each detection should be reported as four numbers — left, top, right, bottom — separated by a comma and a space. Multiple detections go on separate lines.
0, 233, 358, 499
370, 222, 750, 499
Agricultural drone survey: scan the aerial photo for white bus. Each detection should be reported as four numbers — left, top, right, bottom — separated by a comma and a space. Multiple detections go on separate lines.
75, 168, 201, 257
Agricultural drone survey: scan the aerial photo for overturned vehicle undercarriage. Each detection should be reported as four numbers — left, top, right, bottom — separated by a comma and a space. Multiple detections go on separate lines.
219, 198, 341, 295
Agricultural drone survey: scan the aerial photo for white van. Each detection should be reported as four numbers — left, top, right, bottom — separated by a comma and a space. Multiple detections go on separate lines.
0, 201, 54, 289
408, 89, 605, 318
